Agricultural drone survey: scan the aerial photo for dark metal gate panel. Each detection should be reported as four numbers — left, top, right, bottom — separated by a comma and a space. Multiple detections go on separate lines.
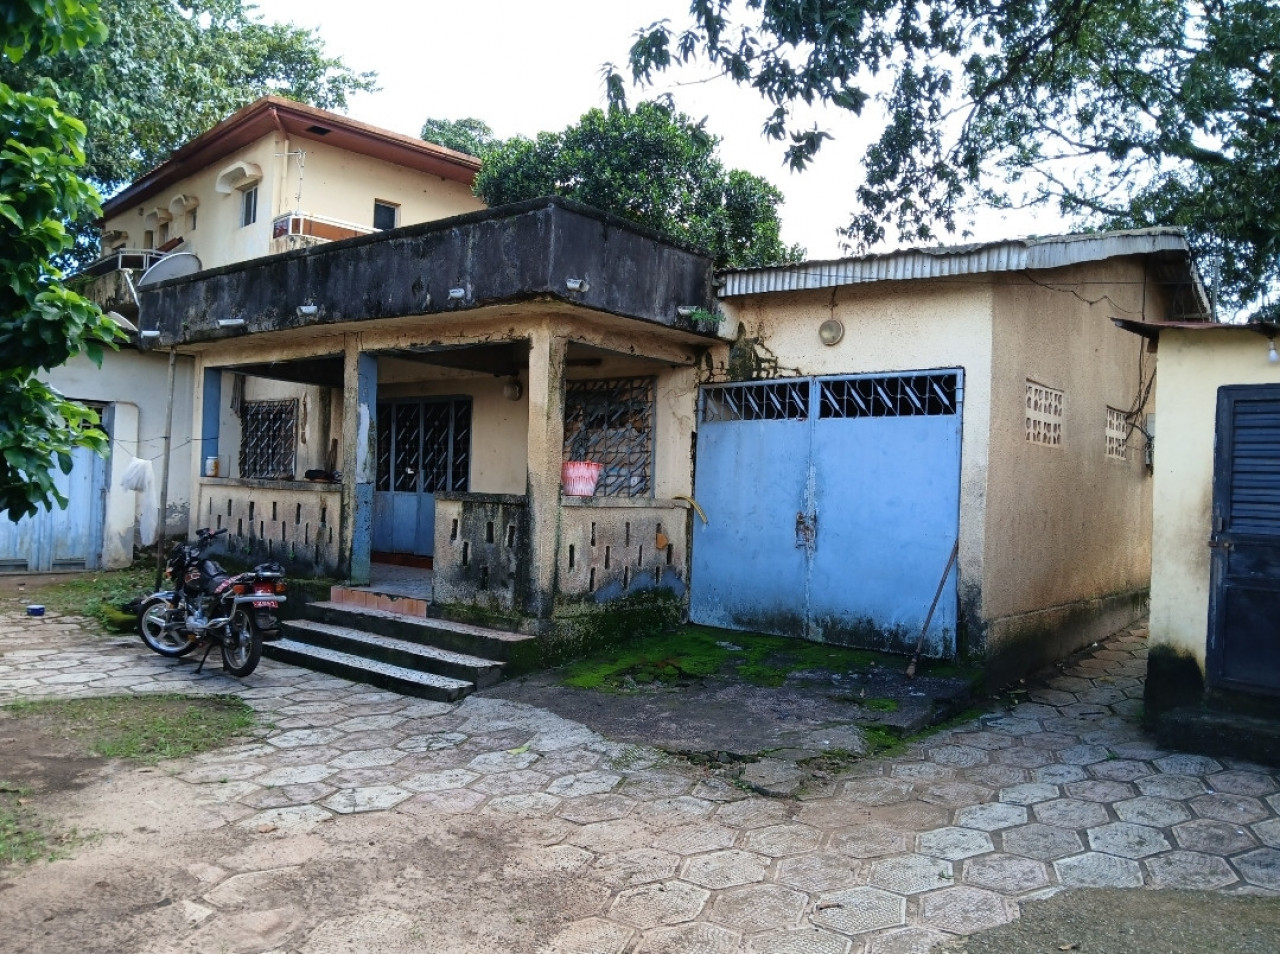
0, 444, 105, 572
373, 398, 471, 558
1208, 385, 1280, 695
808, 372, 962, 655
690, 380, 811, 634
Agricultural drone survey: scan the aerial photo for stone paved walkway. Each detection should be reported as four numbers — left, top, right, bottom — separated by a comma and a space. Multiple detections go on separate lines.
2, 609, 1278, 953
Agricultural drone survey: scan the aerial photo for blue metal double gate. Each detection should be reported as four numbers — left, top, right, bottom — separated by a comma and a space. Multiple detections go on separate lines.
0, 444, 106, 572
690, 370, 963, 657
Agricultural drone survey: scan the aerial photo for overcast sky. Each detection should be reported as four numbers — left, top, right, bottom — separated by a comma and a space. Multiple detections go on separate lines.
252, 0, 1058, 259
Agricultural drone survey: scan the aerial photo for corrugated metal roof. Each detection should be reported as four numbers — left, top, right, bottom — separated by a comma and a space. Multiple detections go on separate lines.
719, 228, 1197, 298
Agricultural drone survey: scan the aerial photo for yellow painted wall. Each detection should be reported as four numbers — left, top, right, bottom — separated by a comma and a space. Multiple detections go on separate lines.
1148, 328, 1280, 663
100, 133, 483, 271
717, 280, 996, 612
984, 260, 1155, 621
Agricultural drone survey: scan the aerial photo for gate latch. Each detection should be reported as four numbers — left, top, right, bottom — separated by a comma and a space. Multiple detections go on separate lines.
795, 511, 817, 550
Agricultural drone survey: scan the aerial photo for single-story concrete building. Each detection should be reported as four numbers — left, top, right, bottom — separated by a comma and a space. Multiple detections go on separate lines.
135, 199, 1208, 683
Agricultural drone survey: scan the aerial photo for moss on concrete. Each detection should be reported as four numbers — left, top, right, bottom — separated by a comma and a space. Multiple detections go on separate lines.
1143, 643, 1205, 722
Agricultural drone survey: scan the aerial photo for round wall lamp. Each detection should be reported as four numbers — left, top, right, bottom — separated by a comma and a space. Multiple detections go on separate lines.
502, 377, 524, 401
818, 318, 844, 346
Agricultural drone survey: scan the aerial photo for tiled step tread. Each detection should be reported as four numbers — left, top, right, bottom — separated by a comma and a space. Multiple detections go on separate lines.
309, 601, 534, 642
268, 639, 471, 692
285, 619, 503, 670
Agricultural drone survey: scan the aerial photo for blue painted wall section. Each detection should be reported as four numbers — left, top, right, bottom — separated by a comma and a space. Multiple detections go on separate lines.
201, 367, 221, 464
351, 352, 377, 584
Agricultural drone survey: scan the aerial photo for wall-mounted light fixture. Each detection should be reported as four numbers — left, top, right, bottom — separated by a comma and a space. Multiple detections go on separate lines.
217, 317, 246, 329
1269, 337, 1278, 364
296, 303, 319, 317
675, 305, 697, 319
819, 318, 845, 346
139, 330, 161, 340
502, 377, 524, 401
565, 277, 589, 293
448, 286, 467, 300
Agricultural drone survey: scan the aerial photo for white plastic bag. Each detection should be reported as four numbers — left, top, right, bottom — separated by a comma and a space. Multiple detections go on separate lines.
120, 457, 158, 545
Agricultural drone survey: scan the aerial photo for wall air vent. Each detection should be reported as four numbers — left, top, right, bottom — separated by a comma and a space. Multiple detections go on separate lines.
305, 125, 331, 135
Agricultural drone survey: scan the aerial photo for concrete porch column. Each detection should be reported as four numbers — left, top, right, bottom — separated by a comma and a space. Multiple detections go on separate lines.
525, 325, 568, 618
339, 334, 376, 583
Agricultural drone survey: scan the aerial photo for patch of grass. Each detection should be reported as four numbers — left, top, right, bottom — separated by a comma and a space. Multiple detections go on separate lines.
5, 694, 256, 764
0, 784, 60, 867
862, 697, 900, 712
32, 566, 154, 632
561, 624, 902, 691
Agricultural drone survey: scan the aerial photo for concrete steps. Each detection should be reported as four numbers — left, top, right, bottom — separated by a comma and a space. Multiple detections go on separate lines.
263, 597, 538, 703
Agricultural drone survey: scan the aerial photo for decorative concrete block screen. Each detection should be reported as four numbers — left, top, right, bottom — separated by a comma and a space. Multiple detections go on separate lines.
559, 501, 687, 601
1106, 406, 1129, 460
201, 482, 341, 575
1026, 380, 1064, 446
562, 378, 654, 497
432, 495, 526, 614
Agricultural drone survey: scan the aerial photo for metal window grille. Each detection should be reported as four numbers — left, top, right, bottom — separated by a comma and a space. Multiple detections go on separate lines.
564, 378, 654, 497
701, 380, 810, 422
375, 399, 471, 493
1026, 380, 1064, 446
1106, 406, 1128, 460
239, 400, 297, 479
818, 373, 958, 419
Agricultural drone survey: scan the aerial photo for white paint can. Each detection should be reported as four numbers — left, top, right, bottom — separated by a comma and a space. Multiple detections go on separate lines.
204, 456, 220, 477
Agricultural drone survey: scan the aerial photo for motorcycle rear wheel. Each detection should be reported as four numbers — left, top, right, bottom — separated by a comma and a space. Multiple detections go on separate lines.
139, 596, 199, 657
221, 608, 263, 677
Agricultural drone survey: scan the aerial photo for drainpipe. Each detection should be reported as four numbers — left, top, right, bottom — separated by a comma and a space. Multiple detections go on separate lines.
154, 347, 177, 591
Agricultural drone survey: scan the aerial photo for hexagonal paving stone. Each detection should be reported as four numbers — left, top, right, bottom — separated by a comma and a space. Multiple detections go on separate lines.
1086, 759, 1152, 782
400, 768, 480, 793
652, 824, 738, 856
635, 922, 743, 954
321, 785, 412, 814
869, 801, 953, 831
918, 886, 1016, 934
840, 778, 914, 806
830, 824, 911, 859
708, 883, 808, 933
636, 796, 716, 825
1032, 798, 1111, 829
333, 714, 405, 732
1057, 744, 1112, 766
397, 731, 467, 753
890, 761, 956, 782
592, 848, 681, 888
1191, 793, 1270, 824
955, 802, 1027, 832
1154, 754, 1223, 776
1032, 764, 1088, 785
472, 770, 550, 796
682, 849, 769, 889
1064, 779, 1137, 802
776, 853, 866, 893
327, 747, 406, 770
1113, 795, 1192, 828
869, 853, 954, 894
541, 917, 633, 954
1254, 818, 1280, 849
1133, 773, 1206, 800
961, 853, 1050, 894
920, 781, 996, 808
927, 744, 989, 767
916, 826, 994, 860
1087, 822, 1170, 858
468, 750, 539, 773
609, 879, 710, 928
1207, 770, 1279, 797
237, 805, 333, 833
1001, 823, 1084, 861
810, 887, 906, 935
864, 926, 952, 954
547, 771, 623, 798
1144, 850, 1239, 890
557, 793, 637, 824
965, 765, 1031, 789
399, 788, 487, 815
1054, 852, 1144, 887
1170, 818, 1257, 855
744, 824, 822, 858
252, 765, 335, 787
482, 792, 562, 817
993, 747, 1056, 769
749, 927, 852, 954
999, 782, 1059, 806
267, 727, 343, 748
1234, 847, 1280, 890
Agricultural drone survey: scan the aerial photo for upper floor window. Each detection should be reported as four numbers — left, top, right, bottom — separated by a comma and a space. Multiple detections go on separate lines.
240, 185, 258, 228
187, 209, 198, 231
373, 200, 399, 231
158, 221, 170, 245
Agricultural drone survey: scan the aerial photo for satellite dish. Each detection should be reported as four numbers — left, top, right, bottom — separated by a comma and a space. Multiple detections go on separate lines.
137, 251, 202, 288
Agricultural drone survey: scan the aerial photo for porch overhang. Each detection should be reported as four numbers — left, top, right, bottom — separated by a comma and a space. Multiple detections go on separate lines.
135, 198, 720, 349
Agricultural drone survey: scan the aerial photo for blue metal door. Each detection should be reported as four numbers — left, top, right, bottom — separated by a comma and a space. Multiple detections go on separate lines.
1208, 385, 1280, 695
0, 444, 106, 572
373, 399, 471, 557
691, 371, 962, 656
690, 380, 811, 634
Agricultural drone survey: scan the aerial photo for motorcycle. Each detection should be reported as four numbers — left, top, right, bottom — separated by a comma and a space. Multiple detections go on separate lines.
137, 527, 287, 677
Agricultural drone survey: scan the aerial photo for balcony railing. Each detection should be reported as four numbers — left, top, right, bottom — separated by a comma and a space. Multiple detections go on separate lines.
270, 211, 376, 252
80, 248, 168, 278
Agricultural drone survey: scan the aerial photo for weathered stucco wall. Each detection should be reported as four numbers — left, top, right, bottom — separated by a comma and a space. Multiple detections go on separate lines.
43, 349, 196, 552
982, 260, 1156, 674
1148, 328, 1280, 665
716, 281, 995, 649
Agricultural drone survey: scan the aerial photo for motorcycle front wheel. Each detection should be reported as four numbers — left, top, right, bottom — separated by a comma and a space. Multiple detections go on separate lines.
139, 596, 199, 657
221, 608, 263, 677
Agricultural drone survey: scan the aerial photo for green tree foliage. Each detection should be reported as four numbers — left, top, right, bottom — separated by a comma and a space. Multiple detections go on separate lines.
624, 0, 1280, 317
420, 117, 498, 158
475, 100, 803, 268
1, 0, 122, 520
1, 0, 376, 264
